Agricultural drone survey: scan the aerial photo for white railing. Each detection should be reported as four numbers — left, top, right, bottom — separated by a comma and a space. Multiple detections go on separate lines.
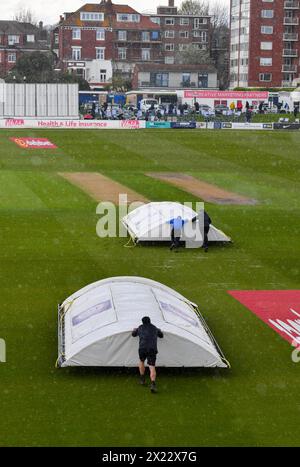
282, 64, 298, 72
283, 32, 298, 40
283, 49, 298, 56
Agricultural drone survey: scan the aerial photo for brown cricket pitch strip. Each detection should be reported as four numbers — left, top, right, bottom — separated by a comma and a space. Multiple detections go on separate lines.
59, 172, 149, 204
147, 173, 257, 205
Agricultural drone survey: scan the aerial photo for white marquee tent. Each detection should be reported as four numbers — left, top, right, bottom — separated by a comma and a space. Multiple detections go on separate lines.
57, 276, 228, 368
122, 202, 231, 248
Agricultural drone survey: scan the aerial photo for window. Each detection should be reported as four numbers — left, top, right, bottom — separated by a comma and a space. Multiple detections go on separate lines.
179, 31, 189, 39
118, 30, 127, 41
261, 25, 273, 34
165, 43, 174, 51
72, 28, 81, 40
200, 31, 207, 42
165, 56, 174, 64
96, 29, 105, 40
261, 41, 273, 50
142, 31, 150, 42
8, 35, 19, 45
151, 72, 169, 87
72, 47, 81, 60
118, 47, 126, 59
27, 34, 34, 42
259, 73, 272, 81
180, 18, 189, 25
80, 12, 104, 21
117, 13, 140, 22
151, 31, 159, 40
8, 53, 16, 63
165, 30, 174, 38
54, 34, 59, 44
179, 44, 188, 51
260, 57, 272, 66
194, 18, 207, 28
182, 73, 191, 85
150, 17, 160, 24
96, 47, 105, 60
261, 10, 274, 18
142, 49, 150, 61
198, 73, 208, 88
100, 69, 106, 83
165, 18, 175, 25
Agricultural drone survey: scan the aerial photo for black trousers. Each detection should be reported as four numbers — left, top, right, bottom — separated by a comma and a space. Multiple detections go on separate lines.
203, 226, 210, 248
171, 229, 181, 248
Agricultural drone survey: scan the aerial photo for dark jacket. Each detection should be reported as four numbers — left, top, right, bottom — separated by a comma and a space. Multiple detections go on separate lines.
132, 324, 163, 353
204, 211, 212, 228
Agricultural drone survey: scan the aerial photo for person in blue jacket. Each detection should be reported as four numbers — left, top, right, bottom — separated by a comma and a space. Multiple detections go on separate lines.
169, 215, 186, 251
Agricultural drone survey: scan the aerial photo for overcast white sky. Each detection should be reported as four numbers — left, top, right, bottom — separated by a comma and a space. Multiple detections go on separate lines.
0, 0, 229, 25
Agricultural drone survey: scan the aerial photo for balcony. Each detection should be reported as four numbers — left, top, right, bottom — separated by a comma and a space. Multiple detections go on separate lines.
283, 16, 299, 25
283, 48, 298, 56
284, 1, 300, 8
282, 64, 298, 72
283, 32, 299, 40
282, 80, 294, 87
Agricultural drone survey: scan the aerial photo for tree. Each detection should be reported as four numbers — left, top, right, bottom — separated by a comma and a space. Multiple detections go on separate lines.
210, 1, 229, 29
179, 0, 209, 15
175, 44, 213, 66
8, 52, 54, 82
5, 52, 90, 90
13, 7, 37, 25
209, 1, 230, 89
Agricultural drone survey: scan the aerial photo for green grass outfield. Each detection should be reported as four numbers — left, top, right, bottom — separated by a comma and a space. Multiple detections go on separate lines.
0, 129, 299, 447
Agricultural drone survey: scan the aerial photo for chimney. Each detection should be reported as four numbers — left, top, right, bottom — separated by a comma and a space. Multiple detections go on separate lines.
169, 0, 175, 6
39, 21, 43, 30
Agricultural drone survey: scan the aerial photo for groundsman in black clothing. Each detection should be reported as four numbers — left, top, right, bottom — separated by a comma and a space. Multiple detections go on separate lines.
132, 316, 164, 393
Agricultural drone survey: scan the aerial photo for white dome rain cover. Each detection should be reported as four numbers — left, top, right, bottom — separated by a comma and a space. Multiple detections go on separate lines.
57, 277, 229, 368
122, 202, 231, 247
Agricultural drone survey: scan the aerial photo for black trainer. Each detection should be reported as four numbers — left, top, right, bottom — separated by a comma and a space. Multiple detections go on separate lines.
150, 382, 157, 393
140, 375, 146, 385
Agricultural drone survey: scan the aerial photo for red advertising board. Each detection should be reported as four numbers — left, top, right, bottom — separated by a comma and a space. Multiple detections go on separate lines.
184, 90, 269, 100
228, 290, 300, 346
10, 137, 57, 149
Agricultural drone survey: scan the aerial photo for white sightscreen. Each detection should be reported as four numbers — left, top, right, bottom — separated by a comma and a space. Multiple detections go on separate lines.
15, 84, 25, 116
0, 83, 5, 116
5, 84, 14, 116
47, 84, 58, 117
68, 84, 79, 117
25, 84, 36, 117
57, 84, 68, 116
36, 84, 47, 116
1, 83, 79, 117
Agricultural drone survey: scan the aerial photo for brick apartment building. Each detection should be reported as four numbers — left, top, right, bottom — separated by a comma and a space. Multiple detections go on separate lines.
52, 0, 162, 87
53, 0, 213, 89
0, 21, 49, 76
145, 0, 211, 65
230, 0, 300, 88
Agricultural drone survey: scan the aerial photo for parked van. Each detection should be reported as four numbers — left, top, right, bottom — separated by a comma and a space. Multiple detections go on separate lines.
140, 99, 159, 112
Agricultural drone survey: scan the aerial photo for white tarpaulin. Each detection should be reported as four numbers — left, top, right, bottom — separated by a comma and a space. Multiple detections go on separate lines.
122, 202, 231, 248
58, 277, 228, 368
